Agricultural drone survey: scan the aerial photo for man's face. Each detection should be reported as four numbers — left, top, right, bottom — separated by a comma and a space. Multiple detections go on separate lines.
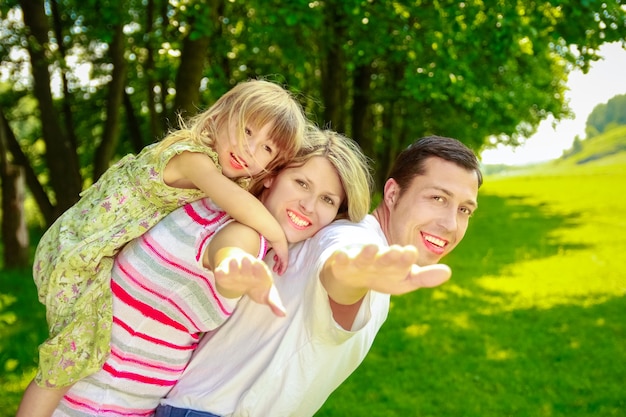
383, 156, 479, 265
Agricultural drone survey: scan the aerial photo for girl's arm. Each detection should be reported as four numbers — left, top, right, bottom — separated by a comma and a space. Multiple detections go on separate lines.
164, 151, 289, 274
204, 221, 286, 317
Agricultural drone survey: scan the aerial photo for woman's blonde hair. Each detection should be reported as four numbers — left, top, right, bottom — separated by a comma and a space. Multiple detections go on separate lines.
251, 124, 373, 222
156, 79, 306, 174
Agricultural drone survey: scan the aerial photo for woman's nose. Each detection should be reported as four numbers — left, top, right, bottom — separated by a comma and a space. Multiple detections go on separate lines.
299, 196, 314, 213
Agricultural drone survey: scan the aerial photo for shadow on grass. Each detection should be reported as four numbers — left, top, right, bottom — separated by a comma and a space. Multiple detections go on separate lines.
320, 293, 625, 417
318, 193, 624, 417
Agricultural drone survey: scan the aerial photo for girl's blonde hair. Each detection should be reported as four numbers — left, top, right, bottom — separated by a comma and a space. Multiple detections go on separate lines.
156, 79, 306, 175
251, 124, 373, 222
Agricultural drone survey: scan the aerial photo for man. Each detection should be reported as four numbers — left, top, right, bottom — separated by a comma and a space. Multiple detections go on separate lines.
156, 135, 482, 417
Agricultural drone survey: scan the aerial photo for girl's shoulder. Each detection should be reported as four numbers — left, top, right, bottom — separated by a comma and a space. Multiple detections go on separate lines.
137, 140, 220, 171
159, 140, 220, 168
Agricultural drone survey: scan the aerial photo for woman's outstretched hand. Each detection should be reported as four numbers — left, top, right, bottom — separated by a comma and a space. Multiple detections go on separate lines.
214, 254, 286, 317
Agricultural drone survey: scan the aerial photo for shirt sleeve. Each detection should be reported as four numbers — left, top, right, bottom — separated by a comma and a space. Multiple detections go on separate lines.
302, 219, 390, 345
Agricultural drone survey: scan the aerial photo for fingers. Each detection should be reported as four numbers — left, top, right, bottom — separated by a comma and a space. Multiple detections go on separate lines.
337, 244, 418, 269
271, 244, 289, 275
409, 264, 451, 289
266, 285, 287, 317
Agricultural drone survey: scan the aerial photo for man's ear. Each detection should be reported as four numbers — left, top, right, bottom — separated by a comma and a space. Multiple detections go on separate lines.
383, 178, 400, 206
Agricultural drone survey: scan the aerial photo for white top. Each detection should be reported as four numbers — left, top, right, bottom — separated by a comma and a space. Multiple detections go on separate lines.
161, 215, 390, 417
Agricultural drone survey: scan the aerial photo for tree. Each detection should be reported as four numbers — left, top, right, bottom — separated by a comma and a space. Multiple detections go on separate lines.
586, 93, 626, 138
0, 0, 624, 234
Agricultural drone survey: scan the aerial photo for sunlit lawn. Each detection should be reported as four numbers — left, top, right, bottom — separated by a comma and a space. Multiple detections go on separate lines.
317, 159, 625, 416
1, 158, 625, 416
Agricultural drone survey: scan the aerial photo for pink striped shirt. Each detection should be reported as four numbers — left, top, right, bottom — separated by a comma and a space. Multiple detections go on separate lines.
53, 198, 268, 417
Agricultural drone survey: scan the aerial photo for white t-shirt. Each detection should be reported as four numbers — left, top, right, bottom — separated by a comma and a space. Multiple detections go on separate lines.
161, 215, 390, 417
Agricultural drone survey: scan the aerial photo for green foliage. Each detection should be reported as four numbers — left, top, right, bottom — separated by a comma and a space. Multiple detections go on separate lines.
557, 125, 626, 168
1, 0, 625, 219
585, 94, 626, 139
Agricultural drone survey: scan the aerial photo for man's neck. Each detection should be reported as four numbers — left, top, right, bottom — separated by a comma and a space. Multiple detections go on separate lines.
370, 205, 391, 244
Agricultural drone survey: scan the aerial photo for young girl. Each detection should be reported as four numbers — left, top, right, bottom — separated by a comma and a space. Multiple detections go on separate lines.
47, 126, 372, 417
19, 79, 306, 416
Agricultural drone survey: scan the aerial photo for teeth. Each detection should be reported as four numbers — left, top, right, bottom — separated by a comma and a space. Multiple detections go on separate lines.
288, 211, 309, 227
424, 235, 445, 247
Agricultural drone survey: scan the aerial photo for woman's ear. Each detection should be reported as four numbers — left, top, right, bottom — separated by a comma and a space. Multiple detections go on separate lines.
263, 176, 275, 189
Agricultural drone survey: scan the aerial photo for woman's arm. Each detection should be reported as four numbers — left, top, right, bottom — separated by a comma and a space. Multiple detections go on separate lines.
204, 221, 286, 317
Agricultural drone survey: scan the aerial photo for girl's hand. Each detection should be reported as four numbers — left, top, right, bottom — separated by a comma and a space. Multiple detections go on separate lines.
214, 254, 286, 317
269, 238, 289, 275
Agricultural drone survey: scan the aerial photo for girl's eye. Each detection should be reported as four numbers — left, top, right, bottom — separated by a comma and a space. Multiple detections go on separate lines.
432, 196, 445, 203
245, 127, 252, 136
322, 196, 335, 205
263, 144, 274, 154
296, 179, 308, 189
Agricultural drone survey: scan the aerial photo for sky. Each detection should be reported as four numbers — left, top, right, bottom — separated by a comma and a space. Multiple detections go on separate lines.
480, 41, 626, 165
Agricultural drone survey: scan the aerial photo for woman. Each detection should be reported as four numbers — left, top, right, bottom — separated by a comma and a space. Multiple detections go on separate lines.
50, 125, 373, 417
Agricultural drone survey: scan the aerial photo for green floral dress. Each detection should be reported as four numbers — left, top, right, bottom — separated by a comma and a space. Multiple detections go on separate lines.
33, 140, 219, 387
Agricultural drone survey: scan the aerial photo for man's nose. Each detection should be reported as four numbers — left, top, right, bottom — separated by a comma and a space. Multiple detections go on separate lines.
438, 208, 458, 231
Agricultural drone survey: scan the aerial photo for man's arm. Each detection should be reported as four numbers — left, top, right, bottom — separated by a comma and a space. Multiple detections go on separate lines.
320, 244, 451, 329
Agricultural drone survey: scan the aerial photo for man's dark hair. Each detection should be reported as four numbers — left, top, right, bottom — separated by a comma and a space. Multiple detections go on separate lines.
387, 135, 483, 195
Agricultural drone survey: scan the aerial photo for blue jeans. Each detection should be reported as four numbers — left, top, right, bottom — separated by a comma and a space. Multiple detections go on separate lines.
155, 404, 221, 417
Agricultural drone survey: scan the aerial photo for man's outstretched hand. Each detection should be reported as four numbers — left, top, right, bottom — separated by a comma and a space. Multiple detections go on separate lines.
324, 244, 451, 303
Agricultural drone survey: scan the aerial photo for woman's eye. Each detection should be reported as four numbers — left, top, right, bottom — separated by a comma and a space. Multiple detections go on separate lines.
245, 127, 252, 136
296, 179, 308, 189
322, 196, 335, 205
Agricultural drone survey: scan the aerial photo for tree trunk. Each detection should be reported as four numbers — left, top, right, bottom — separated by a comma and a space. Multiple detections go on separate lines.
0, 111, 29, 268
50, 0, 79, 151
173, 34, 211, 117
320, 2, 347, 132
19, 0, 82, 219
0, 107, 55, 225
351, 63, 372, 149
1, 164, 29, 269
93, 24, 128, 180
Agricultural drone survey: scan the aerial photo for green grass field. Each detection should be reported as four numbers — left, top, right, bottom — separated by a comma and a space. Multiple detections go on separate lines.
1, 130, 625, 416
316, 131, 626, 416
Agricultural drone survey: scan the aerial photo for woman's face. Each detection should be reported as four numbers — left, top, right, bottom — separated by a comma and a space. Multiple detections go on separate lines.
261, 156, 345, 243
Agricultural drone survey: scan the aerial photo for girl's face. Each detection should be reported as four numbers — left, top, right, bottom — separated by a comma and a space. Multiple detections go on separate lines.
215, 120, 278, 179
261, 156, 345, 243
